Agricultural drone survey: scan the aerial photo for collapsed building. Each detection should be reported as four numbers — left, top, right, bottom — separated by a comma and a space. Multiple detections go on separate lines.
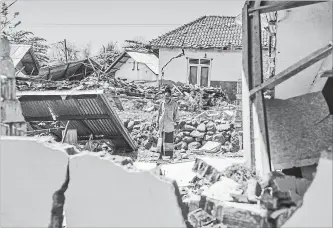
0, 1, 332, 228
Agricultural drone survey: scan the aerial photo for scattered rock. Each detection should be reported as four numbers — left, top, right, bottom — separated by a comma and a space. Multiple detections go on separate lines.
205, 135, 213, 141
206, 131, 215, 136
213, 133, 226, 144
183, 136, 195, 144
183, 131, 191, 136
190, 130, 205, 139
176, 132, 185, 139
200, 141, 222, 153
174, 137, 182, 144
206, 122, 216, 132
197, 123, 206, 132
127, 121, 135, 131
217, 123, 231, 131
188, 142, 201, 150
183, 125, 196, 132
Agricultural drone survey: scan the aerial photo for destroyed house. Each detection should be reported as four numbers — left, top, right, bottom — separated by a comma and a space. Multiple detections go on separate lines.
105, 51, 159, 86
10, 44, 40, 76
150, 15, 269, 99
38, 58, 102, 81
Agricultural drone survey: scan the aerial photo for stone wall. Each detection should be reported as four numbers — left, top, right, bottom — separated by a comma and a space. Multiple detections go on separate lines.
0, 137, 186, 228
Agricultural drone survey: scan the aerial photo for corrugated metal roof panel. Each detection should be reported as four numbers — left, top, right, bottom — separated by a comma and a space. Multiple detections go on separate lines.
17, 90, 137, 151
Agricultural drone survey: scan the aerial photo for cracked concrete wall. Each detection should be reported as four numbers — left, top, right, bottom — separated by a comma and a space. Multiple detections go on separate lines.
0, 137, 186, 228
65, 152, 186, 227
0, 137, 69, 227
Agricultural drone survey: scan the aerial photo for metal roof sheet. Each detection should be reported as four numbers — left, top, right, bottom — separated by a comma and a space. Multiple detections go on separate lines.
17, 90, 137, 152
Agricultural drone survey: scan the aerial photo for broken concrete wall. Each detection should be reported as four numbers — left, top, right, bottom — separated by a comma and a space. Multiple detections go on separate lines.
282, 148, 332, 228
0, 137, 186, 227
0, 137, 69, 227
65, 152, 186, 227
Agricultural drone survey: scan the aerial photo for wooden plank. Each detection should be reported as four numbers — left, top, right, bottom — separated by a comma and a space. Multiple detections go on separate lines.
62, 129, 78, 144
241, 4, 255, 169
248, 1, 326, 14
61, 121, 70, 143
25, 114, 110, 122
249, 0, 272, 174
250, 43, 333, 96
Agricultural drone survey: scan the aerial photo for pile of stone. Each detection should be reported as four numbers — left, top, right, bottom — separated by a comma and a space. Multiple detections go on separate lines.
174, 119, 240, 154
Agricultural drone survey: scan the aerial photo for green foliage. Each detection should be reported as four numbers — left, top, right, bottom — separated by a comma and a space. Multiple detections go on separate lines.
0, 1, 21, 36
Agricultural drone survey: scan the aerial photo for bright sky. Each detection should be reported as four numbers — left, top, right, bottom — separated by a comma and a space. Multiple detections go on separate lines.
10, 0, 244, 55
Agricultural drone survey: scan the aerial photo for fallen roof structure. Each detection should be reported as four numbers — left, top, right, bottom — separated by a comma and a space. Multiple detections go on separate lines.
38, 58, 102, 81
10, 44, 40, 76
17, 90, 137, 152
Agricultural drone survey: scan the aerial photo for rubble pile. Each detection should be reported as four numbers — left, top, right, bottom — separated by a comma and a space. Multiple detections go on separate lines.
121, 106, 242, 162
16, 73, 229, 109
177, 161, 312, 228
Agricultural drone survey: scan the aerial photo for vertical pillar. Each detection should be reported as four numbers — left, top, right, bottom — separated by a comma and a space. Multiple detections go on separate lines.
0, 37, 26, 136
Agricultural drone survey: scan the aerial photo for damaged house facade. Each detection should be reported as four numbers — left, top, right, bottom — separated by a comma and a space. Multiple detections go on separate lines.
151, 15, 269, 99
105, 51, 159, 86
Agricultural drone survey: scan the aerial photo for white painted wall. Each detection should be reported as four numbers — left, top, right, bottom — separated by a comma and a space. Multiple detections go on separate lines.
115, 57, 158, 82
274, 2, 332, 99
159, 48, 243, 84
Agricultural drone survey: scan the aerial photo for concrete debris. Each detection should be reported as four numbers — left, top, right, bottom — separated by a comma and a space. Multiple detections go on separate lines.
281, 150, 332, 228
188, 208, 217, 228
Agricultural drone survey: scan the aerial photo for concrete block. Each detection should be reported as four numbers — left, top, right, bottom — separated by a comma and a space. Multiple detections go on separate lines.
0, 137, 69, 227
205, 200, 271, 228
65, 153, 186, 227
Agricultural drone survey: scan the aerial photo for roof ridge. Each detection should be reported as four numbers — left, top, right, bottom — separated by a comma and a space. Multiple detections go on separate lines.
150, 16, 207, 44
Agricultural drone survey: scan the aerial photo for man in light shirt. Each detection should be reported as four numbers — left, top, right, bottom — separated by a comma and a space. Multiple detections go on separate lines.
156, 87, 179, 160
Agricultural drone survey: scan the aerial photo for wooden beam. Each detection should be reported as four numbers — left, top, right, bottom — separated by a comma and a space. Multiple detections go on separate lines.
242, 4, 255, 169
248, 1, 326, 14
250, 43, 333, 96
249, 0, 272, 174
25, 114, 110, 122
61, 121, 70, 143
61, 63, 70, 80
320, 69, 333, 78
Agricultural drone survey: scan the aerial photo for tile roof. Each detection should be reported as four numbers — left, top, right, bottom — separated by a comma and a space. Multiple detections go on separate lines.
150, 15, 269, 49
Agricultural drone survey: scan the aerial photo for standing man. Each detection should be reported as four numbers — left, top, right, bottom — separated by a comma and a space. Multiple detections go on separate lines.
156, 87, 179, 160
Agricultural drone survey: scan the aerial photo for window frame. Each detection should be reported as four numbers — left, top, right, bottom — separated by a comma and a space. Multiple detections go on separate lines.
187, 58, 212, 87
